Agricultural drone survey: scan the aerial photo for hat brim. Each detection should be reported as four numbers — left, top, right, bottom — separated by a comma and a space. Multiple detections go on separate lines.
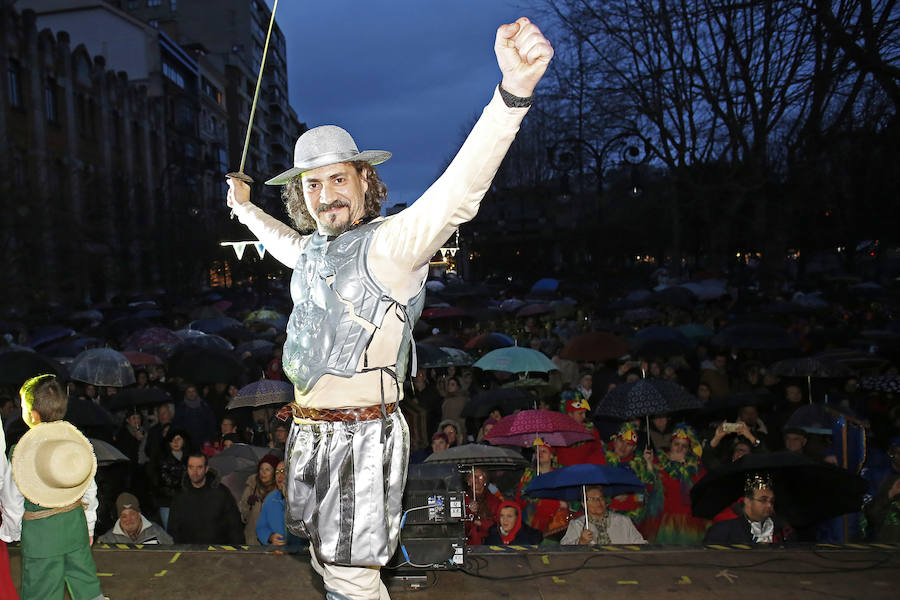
12, 421, 97, 508
265, 150, 392, 185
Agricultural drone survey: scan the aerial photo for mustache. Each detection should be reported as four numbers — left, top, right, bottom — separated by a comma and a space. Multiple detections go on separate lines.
317, 200, 350, 214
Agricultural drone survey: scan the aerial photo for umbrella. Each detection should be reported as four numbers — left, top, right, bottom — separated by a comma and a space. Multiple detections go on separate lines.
461, 388, 536, 418
690, 451, 868, 527
123, 327, 183, 359
425, 280, 446, 293
217, 325, 258, 344
524, 463, 646, 501
235, 339, 275, 360
676, 323, 714, 341
67, 309, 105, 323
189, 317, 243, 334
104, 387, 172, 412
530, 278, 559, 293
769, 357, 853, 378
622, 308, 663, 322
177, 332, 234, 352
860, 375, 900, 393
464, 332, 516, 351
89, 438, 129, 466
121, 350, 163, 367
40, 336, 104, 359
647, 286, 697, 309
558, 332, 628, 362
424, 444, 529, 469
65, 397, 117, 430
473, 347, 558, 374
631, 326, 691, 357
0, 350, 67, 386
167, 345, 246, 384
104, 316, 154, 342
499, 298, 526, 313
697, 390, 776, 418
26, 325, 76, 348
245, 309, 287, 328
227, 380, 294, 410
421, 306, 469, 320
69, 348, 136, 387
418, 334, 466, 348
209, 444, 281, 479
485, 409, 593, 448
438, 347, 474, 367
516, 304, 553, 318
416, 343, 450, 368
712, 323, 797, 350
593, 379, 702, 420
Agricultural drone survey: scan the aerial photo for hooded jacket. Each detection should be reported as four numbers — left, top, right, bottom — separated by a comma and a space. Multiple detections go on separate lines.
167, 468, 243, 545
483, 500, 542, 546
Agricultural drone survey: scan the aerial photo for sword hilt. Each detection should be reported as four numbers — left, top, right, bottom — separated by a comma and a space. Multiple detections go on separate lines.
226, 171, 255, 184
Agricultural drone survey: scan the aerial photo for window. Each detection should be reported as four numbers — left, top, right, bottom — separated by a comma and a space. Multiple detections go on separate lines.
162, 62, 185, 88
7, 60, 22, 108
149, 19, 158, 29
128, 1, 139, 9
147, 0, 161, 7
169, 0, 177, 10
44, 78, 58, 123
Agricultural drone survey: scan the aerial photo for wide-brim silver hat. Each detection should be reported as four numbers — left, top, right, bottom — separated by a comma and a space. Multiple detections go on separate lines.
265, 125, 391, 185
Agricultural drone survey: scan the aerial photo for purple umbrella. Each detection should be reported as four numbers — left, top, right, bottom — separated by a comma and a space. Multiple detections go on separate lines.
123, 327, 184, 359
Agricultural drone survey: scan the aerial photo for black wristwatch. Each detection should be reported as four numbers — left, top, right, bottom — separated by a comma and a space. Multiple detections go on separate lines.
498, 83, 534, 108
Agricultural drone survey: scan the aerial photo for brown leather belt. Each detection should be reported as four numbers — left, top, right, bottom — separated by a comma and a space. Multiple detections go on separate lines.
291, 402, 397, 422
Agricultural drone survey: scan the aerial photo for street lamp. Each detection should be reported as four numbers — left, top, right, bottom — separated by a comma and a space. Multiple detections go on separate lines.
548, 132, 648, 197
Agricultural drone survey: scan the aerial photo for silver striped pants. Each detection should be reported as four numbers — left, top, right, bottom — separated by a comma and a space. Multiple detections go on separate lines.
286, 409, 409, 567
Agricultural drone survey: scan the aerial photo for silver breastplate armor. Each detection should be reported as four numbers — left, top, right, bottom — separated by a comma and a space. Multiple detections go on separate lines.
283, 221, 425, 394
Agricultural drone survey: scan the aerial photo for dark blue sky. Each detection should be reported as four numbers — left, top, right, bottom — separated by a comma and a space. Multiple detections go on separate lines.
265, 0, 548, 208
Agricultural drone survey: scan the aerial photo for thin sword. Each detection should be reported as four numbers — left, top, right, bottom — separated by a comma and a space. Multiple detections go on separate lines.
226, 0, 280, 189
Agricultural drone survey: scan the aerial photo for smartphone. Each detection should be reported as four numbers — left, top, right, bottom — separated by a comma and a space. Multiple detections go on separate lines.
722, 422, 741, 433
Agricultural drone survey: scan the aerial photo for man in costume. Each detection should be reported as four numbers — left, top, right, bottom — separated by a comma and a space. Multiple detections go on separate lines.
704, 473, 796, 544
226, 17, 552, 600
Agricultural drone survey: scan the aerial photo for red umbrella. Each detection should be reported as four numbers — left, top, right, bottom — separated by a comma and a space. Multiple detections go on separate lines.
485, 409, 593, 448
558, 332, 629, 362
122, 350, 163, 367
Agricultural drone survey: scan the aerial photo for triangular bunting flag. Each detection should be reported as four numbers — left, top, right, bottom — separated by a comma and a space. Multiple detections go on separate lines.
254, 242, 266, 259
233, 242, 247, 260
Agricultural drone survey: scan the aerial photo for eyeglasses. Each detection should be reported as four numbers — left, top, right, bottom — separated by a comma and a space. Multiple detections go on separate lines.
275, 469, 286, 474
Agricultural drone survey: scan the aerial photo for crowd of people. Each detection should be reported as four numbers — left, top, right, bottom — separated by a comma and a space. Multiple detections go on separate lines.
1, 266, 900, 554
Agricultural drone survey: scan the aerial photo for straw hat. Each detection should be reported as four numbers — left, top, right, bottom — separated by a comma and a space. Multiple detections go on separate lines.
12, 421, 97, 508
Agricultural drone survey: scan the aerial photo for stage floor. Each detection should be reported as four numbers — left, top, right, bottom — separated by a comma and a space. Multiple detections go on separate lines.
7, 542, 900, 599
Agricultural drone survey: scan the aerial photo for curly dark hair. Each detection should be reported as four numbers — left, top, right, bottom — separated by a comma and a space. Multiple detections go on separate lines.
281, 160, 388, 233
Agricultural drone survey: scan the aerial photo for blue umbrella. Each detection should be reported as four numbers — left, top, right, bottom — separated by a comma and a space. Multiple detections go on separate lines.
530, 278, 559, 293
189, 317, 243, 334
525, 464, 646, 523
473, 347, 558, 375
26, 325, 76, 348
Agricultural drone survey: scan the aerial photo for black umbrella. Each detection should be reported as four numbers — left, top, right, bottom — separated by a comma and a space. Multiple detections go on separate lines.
0, 350, 68, 386
167, 345, 247, 384
592, 379, 702, 420
769, 357, 853, 378
104, 387, 172, 412
424, 443, 529, 469
415, 343, 450, 368
65, 397, 117, 430
690, 451, 868, 527
859, 375, 900, 393
712, 323, 797, 350
696, 389, 776, 418
461, 388, 536, 418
